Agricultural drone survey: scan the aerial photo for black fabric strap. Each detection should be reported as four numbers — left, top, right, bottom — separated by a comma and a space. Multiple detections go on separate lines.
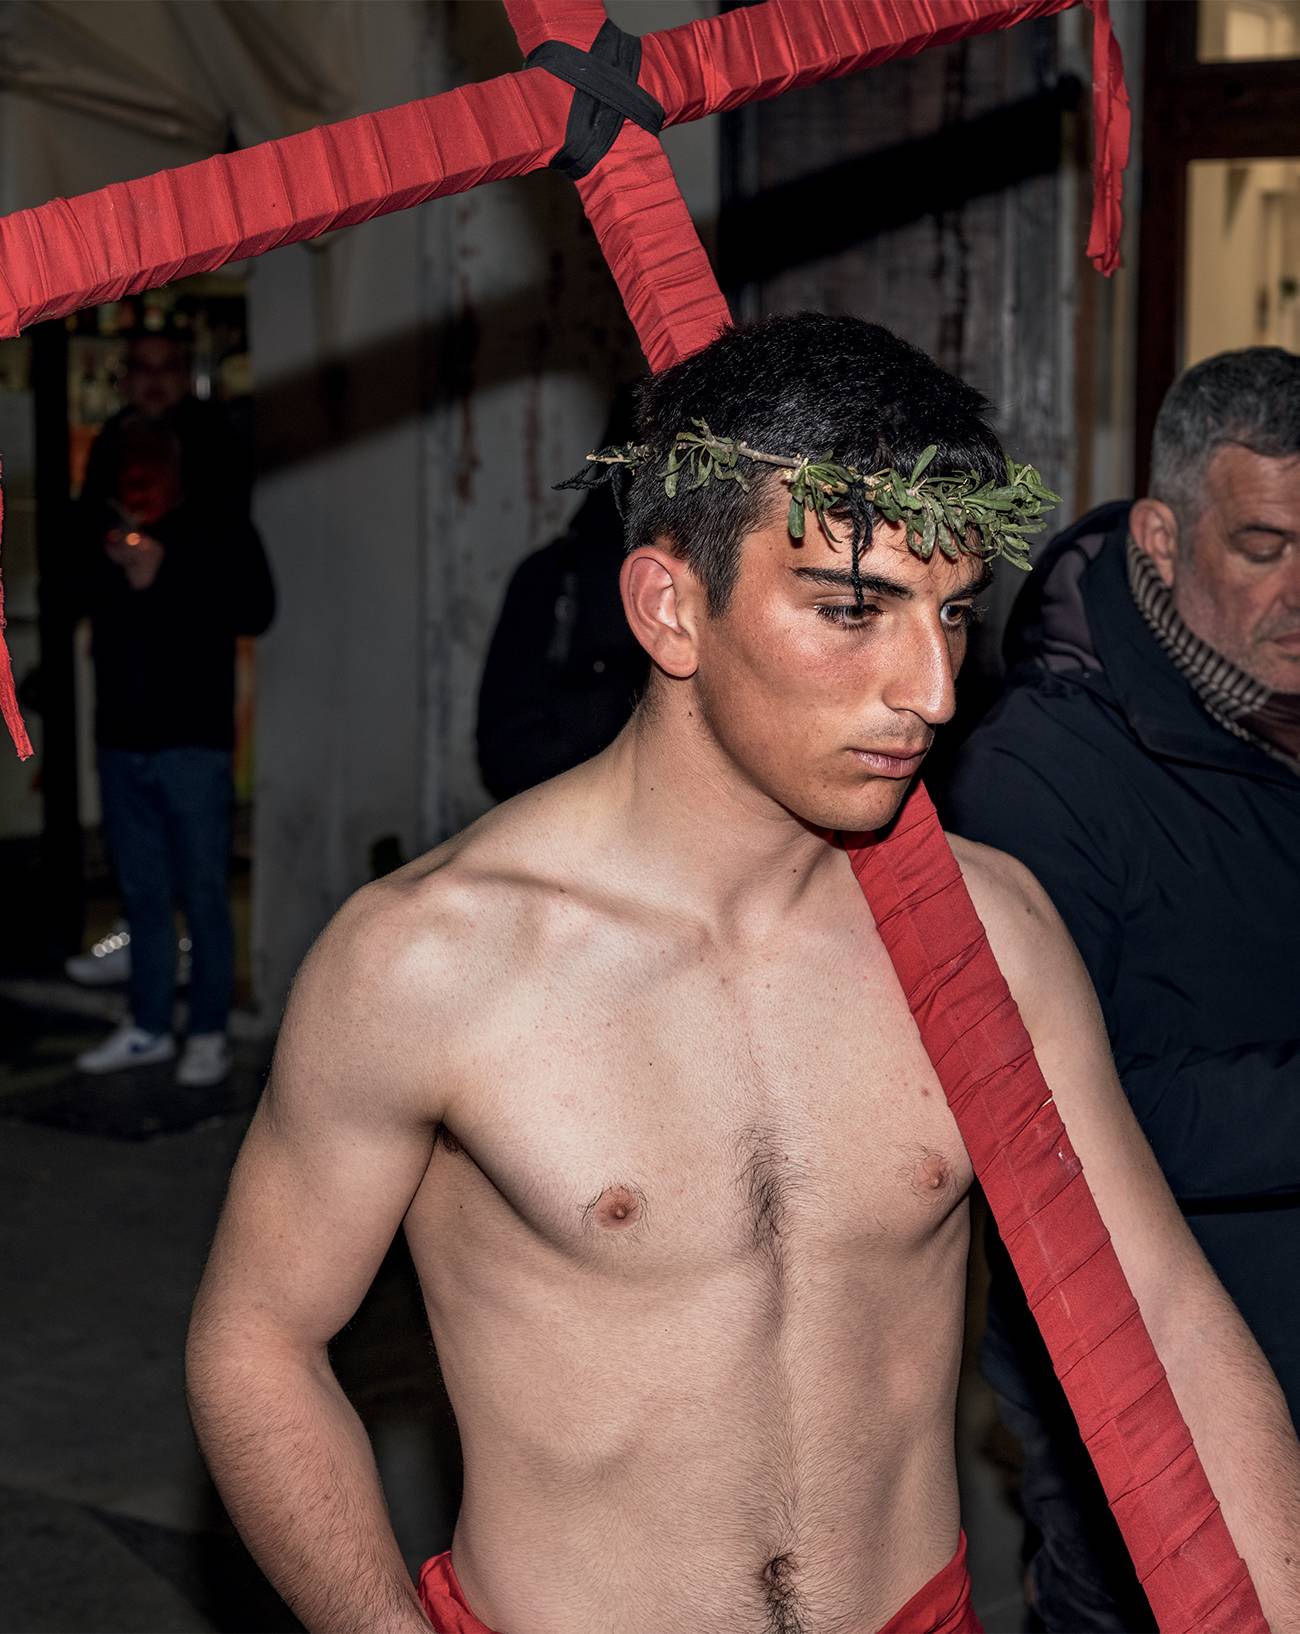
526, 19, 666, 181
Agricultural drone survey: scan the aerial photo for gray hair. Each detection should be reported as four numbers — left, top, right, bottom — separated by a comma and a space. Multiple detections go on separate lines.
1150, 347, 1300, 530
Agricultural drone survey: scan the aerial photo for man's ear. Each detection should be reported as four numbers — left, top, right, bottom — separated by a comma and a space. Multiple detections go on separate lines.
620, 546, 703, 679
1129, 498, 1180, 589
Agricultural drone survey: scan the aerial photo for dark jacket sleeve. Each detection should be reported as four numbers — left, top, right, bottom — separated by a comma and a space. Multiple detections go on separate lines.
943, 687, 1128, 1010
944, 684, 1300, 1203
1117, 1042, 1300, 1204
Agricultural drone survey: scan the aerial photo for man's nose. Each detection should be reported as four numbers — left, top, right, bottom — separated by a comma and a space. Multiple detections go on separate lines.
881, 621, 958, 727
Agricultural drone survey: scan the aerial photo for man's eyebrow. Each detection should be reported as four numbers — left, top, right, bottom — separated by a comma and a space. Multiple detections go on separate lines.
789, 563, 994, 599
790, 565, 913, 598
953, 564, 995, 599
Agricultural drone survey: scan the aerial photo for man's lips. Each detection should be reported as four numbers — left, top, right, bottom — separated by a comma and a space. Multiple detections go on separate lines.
848, 745, 930, 777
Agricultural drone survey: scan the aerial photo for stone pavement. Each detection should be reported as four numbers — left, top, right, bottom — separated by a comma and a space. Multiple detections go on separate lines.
0, 988, 1025, 1634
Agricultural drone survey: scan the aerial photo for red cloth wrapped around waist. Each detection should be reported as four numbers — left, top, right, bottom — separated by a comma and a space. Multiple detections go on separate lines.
415, 1533, 980, 1634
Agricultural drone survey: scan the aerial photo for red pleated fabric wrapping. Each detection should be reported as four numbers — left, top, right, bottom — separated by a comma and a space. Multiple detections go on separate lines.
1083, 0, 1130, 275
503, 0, 731, 369
576, 132, 730, 372
846, 785, 1264, 1633
0, 73, 572, 341
0, 0, 1124, 343
641, 0, 1127, 277
0, 471, 33, 758
0, 0, 1129, 754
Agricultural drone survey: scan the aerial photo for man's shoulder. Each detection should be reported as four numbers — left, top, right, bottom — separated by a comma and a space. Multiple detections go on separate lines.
945, 835, 1069, 1006
947, 834, 1050, 923
306, 774, 612, 1018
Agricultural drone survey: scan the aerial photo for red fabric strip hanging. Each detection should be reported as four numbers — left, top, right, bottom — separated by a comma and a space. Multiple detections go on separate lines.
1083, 0, 1130, 275
0, 473, 32, 758
845, 790, 1263, 1630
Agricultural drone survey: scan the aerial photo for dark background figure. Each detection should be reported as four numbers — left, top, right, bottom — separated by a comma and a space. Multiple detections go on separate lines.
476, 397, 647, 801
70, 331, 274, 1087
80, 328, 254, 523
941, 347, 1300, 1632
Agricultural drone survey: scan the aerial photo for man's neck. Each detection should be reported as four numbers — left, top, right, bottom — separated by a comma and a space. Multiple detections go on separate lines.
589, 680, 839, 936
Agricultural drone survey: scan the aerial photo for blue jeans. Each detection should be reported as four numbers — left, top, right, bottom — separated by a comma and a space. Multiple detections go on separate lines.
97, 747, 234, 1036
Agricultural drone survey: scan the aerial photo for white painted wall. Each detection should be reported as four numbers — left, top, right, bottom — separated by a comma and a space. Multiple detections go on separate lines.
246, 3, 431, 1011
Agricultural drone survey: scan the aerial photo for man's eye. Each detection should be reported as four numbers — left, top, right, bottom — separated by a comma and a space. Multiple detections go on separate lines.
1235, 532, 1292, 563
816, 603, 881, 628
941, 602, 982, 630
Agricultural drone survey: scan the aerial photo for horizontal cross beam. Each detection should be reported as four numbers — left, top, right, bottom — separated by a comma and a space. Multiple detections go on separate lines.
0, 0, 1114, 344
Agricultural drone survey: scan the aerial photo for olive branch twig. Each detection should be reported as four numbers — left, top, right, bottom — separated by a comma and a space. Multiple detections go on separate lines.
573, 419, 1061, 573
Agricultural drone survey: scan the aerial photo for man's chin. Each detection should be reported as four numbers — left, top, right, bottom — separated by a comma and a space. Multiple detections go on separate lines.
794, 774, 919, 839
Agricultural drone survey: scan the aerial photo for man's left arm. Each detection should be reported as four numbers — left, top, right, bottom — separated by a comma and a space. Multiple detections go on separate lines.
956, 837, 1300, 1629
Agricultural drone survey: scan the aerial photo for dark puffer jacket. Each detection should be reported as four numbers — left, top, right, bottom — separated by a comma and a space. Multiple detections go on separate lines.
943, 502, 1300, 1424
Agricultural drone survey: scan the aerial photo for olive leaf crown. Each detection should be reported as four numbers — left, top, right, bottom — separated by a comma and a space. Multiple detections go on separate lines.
558, 419, 1060, 593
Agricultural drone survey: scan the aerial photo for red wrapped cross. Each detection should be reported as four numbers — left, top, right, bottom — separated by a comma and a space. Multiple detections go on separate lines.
0, 4, 1264, 1628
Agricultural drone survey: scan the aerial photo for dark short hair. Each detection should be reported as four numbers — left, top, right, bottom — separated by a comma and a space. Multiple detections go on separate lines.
624, 313, 1006, 612
1151, 347, 1300, 528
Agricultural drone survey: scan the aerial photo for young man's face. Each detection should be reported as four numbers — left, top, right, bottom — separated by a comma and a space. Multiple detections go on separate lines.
690, 495, 988, 834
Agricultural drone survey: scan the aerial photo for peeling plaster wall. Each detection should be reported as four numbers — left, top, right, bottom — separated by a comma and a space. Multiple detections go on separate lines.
724, 11, 1092, 668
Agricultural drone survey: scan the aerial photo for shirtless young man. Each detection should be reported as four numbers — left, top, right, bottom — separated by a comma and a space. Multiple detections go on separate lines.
187, 315, 1300, 1634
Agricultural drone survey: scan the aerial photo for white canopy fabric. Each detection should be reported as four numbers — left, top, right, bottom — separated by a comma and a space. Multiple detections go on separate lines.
0, 0, 353, 212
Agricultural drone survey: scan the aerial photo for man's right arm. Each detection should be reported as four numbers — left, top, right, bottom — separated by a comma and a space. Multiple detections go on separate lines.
186, 882, 446, 1634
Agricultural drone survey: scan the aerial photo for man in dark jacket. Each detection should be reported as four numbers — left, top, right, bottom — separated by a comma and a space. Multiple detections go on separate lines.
476, 392, 648, 802
944, 347, 1300, 1630
476, 479, 647, 802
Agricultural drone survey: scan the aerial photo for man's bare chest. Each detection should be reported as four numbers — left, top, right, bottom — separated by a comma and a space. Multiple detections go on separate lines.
431, 919, 973, 1273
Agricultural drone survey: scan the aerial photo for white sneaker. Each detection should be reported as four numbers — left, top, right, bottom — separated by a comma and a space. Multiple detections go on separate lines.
177, 1032, 232, 1088
66, 922, 131, 986
77, 1021, 176, 1074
